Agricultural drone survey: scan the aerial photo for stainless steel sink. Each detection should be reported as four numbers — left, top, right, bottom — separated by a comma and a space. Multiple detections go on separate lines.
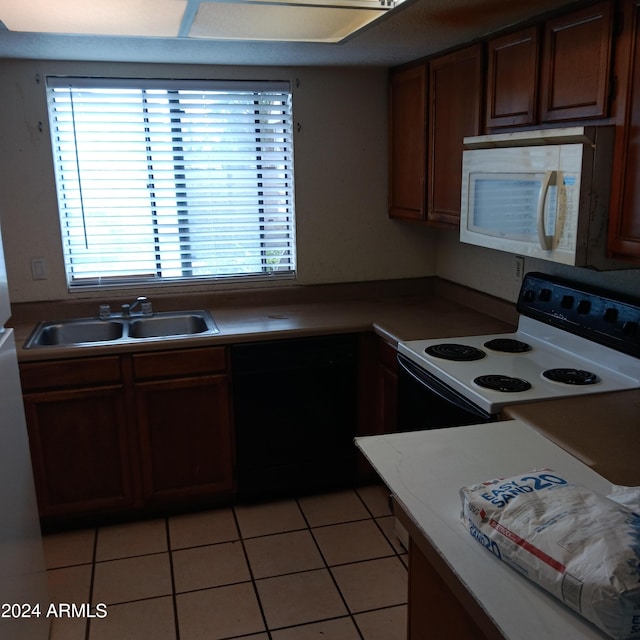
129, 312, 212, 339
24, 310, 219, 349
26, 320, 125, 347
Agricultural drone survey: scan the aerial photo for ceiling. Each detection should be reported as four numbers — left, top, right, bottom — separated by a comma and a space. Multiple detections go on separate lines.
0, 0, 585, 67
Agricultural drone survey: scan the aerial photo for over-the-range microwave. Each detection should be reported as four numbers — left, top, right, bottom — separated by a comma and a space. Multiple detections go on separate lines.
459, 126, 627, 269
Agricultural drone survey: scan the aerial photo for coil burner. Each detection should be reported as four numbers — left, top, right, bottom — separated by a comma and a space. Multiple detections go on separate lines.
474, 375, 532, 393
483, 338, 532, 353
542, 368, 600, 385
425, 343, 486, 361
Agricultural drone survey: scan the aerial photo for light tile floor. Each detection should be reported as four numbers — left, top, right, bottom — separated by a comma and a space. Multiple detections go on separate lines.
44, 485, 408, 640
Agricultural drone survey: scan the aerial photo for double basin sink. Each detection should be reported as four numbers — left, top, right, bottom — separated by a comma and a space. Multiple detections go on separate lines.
24, 310, 220, 349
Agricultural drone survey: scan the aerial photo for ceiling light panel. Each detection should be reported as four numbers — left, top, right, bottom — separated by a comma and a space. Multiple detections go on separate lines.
189, 1, 386, 42
0, 0, 187, 37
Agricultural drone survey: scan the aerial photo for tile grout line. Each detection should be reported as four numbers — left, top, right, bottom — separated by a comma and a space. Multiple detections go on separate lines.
165, 516, 181, 640
84, 526, 99, 640
295, 492, 367, 640
230, 505, 274, 640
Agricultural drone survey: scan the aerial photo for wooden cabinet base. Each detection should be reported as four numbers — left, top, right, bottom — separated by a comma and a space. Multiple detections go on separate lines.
21, 347, 234, 528
24, 385, 136, 520
408, 539, 491, 640
393, 495, 504, 640
136, 374, 234, 505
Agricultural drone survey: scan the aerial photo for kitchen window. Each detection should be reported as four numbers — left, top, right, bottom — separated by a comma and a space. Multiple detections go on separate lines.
46, 77, 296, 289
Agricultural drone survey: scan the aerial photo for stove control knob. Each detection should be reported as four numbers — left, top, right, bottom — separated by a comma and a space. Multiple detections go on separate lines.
623, 321, 638, 336
561, 295, 574, 309
577, 300, 591, 314
539, 288, 552, 302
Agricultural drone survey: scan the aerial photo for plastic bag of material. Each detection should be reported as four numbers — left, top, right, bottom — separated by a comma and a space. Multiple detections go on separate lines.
460, 469, 640, 639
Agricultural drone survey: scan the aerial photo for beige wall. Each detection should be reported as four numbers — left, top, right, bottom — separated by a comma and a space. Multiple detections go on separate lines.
0, 59, 437, 303
3, 58, 637, 307
436, 232, 640, 303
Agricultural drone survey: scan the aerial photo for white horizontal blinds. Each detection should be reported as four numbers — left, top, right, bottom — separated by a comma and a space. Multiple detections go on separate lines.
47, 77, 296, 287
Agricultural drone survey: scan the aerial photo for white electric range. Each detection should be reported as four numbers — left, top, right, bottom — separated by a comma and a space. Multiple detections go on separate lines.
397, 272, 640, 421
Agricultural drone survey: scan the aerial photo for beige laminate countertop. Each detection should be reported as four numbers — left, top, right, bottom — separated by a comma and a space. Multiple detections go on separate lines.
504, 391, 640, 487
11, 280, 517, 362
11, 278, 639, 489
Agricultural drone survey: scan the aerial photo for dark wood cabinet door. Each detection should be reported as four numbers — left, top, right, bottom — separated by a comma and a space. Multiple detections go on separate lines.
608, 0, 640, 262
136, 374, 234, 505
388, 64, 427, 220
486, 27, 539, 128
428, 44, 483, 227
540, 0, 613, 122
408, 539, 493, 640
24, 385, 136, 518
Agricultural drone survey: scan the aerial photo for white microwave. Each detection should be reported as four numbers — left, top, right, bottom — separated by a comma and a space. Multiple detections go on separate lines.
460, 126, 624, 269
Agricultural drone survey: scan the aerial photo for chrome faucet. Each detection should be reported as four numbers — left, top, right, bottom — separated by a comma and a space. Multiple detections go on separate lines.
121, 296, 152, 317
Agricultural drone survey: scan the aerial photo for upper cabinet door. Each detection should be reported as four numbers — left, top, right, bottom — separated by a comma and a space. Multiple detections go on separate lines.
540, 0, 614, 122
388, 64, 427, 221
607, 0, 640, 263
428, 44, 483, 228
486, 26, 539, 129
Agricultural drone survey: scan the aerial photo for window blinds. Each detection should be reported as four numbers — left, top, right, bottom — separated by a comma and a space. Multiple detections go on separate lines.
46, 77, 296, 288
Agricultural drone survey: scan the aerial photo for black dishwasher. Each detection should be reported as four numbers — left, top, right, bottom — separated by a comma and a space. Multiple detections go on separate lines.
231, 334, 358, 501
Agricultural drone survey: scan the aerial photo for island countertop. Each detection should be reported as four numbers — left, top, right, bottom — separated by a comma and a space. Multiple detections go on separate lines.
356, 420, 620, 640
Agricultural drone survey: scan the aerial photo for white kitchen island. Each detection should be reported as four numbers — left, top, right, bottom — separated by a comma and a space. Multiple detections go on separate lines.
356, 420, 618, 640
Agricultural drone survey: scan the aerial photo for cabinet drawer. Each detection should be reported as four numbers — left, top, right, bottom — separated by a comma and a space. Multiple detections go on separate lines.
132, 346, 226, 379
20, 356, 122, 391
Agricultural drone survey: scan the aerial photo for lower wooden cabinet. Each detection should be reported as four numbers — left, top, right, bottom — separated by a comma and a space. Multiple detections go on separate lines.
20, 346, 234, 525
394, 497, 500, 640
23, 384, 136, 519
356, 334, 398, 482
357, 334, 398, 439
407, 539, 493, 640
377, 337, 398, 434
134, 349, 234, 505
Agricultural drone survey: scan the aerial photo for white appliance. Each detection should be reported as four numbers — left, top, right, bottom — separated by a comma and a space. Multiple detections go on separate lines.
459, 126, 623, 269
398, 272, 640, 417
0, 221, 50, 639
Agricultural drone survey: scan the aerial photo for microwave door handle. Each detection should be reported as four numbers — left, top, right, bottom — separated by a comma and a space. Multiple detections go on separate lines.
537, 170, 557, 250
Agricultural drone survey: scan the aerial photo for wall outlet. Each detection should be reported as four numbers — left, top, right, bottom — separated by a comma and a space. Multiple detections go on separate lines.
514, 256, 524, 282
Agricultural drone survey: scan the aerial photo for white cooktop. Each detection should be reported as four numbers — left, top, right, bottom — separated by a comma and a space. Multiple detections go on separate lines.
398, 316, 640, 414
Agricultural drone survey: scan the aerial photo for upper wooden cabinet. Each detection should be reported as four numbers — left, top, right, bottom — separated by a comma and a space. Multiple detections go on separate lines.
608, 0, 640, 262
540, 1, 614, 122
388, 64, 427, 221
387, 45, 483, 228
486, 26, 540, 129
428, 44, 483, 227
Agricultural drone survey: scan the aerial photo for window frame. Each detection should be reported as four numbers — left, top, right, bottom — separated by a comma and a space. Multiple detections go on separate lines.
46, 76, 297, 292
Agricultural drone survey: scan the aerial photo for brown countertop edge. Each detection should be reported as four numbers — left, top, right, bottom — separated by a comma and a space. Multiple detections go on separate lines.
11, 277, 519, 362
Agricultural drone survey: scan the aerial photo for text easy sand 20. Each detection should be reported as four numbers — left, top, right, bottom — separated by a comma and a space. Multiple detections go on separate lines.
460, 469, 640, 639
